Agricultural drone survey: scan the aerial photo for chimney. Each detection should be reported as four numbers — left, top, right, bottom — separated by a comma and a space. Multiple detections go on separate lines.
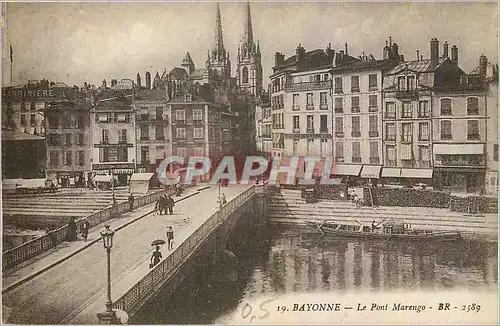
451, 45, 458, 64
136, 73, 142, 88
296, 44, 306, 66
391, 43, 399, 58
102, 79, 107, 88
326, 43, 335, 62
145, 71, 151, 90
416, 50, 420, 61
479, 55, 488, 76
443, 41, 449, 58
274, 52, 285, 66
111, 79, 117, 87
430, 38, 439, 66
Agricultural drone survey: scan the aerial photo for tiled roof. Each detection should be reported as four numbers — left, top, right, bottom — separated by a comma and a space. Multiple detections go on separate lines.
95, 96, 132, 111
134, 89, 167, 101
332, 59, 397, 73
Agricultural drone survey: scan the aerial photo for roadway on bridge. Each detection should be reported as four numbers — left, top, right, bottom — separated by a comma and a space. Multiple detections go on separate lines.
2, 184, 250, 324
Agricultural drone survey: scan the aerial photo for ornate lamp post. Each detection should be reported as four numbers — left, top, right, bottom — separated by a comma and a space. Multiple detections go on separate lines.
96, 225, 120, 324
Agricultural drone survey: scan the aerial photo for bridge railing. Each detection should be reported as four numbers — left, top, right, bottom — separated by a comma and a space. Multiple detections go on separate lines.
113, 185, 257, 313
2, 186, 180, 271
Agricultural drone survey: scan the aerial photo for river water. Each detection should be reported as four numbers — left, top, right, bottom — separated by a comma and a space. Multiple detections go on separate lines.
133, 223, 498, 324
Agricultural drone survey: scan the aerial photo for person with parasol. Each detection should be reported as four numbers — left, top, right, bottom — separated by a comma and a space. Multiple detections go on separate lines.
150, 239, 165, 268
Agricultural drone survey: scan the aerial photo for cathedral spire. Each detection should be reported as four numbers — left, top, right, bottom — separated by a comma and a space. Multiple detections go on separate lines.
243, 1, 253, 46
214, 3, 225, 59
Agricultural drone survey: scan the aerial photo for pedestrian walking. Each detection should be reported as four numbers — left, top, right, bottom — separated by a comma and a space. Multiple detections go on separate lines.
167, 195, 175, 215
221, 193, 227, 205
67, 217, 77, 241
159, 194, 167, 215
166, 226, 174, 250
128, 193, 135, 211
150, 246, 162, 268
80, 217, 90, 241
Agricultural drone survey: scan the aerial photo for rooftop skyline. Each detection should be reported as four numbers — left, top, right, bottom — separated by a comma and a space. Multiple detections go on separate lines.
2, 1, 498, 88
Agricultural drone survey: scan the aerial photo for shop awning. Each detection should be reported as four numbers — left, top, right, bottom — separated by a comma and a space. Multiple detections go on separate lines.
94, 175, 111, 182
381, 168, 401, 178
332, 164, 362, 176
434, 144, 484, 155
399, 144, 413, 160
361, 165, 382, 179
400, 168, 433, 179
130, 173, 154, 181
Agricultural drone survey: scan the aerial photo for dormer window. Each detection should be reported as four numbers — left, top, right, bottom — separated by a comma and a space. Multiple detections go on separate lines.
185, 94, 192, 102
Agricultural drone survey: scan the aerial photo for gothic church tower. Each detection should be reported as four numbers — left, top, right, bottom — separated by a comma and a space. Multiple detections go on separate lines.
209, 3, 231, 80
236, 2, 263, 96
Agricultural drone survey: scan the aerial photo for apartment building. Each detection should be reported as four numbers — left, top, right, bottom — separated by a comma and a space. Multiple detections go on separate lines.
484, 60, 499, 195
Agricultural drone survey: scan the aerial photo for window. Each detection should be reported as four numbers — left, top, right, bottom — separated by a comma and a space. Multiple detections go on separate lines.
440, 120, 452, 140
140, 125, 149, 140
386, 123, 396, 141
419, 146, 430, 162
335, 142, 344, 159
306, 93, 313, 109
419, 122, 429, 141
370, 141, 379, 163
369, 95, 377, 111
402, 102, 412, 118
335, 98, 343, 113
401, 123, 412, 142
467, 97, 479, 115
177, 147, 187, 157
141, 146, 150, 164
320, 92, 328, 109
494, 144, 498, 161
335, 117, 344, 137
156, 107, 163, 120
65, 134, 72, 146
194, 128, 204, 139
369, 116, 378, 137
20, 114, 26, 126
242, 67, 249, 84
117, 147, 128, 162
156, 125, 164, 140
30, 102, 36, 111
48, 115, 59, 129
440, 98, 452, 115
385, 102, 395, 119
351, 96, 360, 112
407, 76, 416, 90
101, 129, 109, 143
77, 151, 85, 166
351, 116, 360, 137
176, 128, 186, 139
352, 142, 361, 162
467, 120, 479, 140
76, 133, 84, 146
398, 76, 406, 90
306, 115, 314, 132
49, 151, 59, 166
351, 76, 360, 92
175, 110, 185, 122
75, 115, 84, 128
418, 101, 429, 118
113, 113, 118, 123
185, 94, 192, 102
369, 74, 378, 90
320, 115, 328, 132
323, 73, 329, 81
293, 116, 300, 131
21, 102, 26, 112
99, 148, 109, 162
386, 145, 396, 165
292, 94, 300, 110
119, 129, 127, 143
30, 114, 36, 126
334, 77, 343, 93
65, 151, 72, 166
194, 147, 204, 156
62, 115, 71, 129
193, 109, 203, 121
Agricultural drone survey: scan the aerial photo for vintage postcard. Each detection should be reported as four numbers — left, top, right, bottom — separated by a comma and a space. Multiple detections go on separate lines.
1, 1, 498, 325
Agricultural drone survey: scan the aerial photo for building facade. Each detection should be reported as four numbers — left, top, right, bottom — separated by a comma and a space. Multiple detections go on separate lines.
484, 60, 499, 196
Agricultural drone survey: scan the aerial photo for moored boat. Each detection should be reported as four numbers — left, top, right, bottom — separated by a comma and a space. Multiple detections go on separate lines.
306, 219, 462, 241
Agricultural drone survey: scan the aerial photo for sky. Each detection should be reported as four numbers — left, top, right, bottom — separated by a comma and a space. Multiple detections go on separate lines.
2, 1, 498, 88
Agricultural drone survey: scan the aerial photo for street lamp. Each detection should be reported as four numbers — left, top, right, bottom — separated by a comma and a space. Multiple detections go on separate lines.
96, 225, 120, 324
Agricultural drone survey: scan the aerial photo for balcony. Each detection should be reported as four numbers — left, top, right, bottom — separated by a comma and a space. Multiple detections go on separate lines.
320, 128, 329, 134
140, 137, 150, 141
335, 157, 345, 163
418, 136, 430, 142
293, 128, 300, 133
369, 106, 378, 112
369, 86, 378, 91
319, 104, 328, 110
441, 134, 453, 140
351, 107, 360, 113
370, 157, 380, 164
352, 157, 362, 163
176, 120, 186, 125
334, 88, 343, 94
307, 128, 315, 134
193, 120, 204, 125
417, 161, 431, 168
292, 105, 300, 111
467, 134, 480, 141
385, 113, 396, 120
351, 87, 360, 93
395, 90, 418, 99
335, 131, 344, 138
351, 131, 361, 137
100, 140, 109, 145
285, 80, 331, 92
386, 160, 396, 167
334, 107, 343, 114
118, 139, 128, 144
467, 108, 479, 115
440, 109, 452, 116
385, 136, 396, 142
306, 104, 314, 110
369, 131, 379, 137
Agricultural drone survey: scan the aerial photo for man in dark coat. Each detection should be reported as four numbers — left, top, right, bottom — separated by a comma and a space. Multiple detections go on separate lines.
166, 195, 175, 215
158, 194, 167, 215
128, 194, 135, 211
67, 217, 77, 241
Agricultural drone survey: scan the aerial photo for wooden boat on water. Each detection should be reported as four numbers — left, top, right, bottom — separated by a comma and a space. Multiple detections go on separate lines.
306, 219, 462, 241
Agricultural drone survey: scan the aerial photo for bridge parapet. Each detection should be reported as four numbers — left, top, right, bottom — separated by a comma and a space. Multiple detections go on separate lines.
112, 186, 256, 315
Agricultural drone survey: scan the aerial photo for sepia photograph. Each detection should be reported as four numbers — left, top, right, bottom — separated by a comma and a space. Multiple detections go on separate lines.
1, 1, 498, 324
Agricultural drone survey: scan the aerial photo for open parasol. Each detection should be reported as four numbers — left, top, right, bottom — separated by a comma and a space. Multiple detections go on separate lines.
151, 239, 166, 246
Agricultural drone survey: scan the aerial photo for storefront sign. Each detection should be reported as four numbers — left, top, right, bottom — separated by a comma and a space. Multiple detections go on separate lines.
94, 143, 134, 148
92, 163, 135, 170
3, 88, 54, 99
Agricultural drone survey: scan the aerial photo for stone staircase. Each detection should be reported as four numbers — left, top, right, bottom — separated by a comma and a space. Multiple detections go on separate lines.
268, 189, 498, 237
